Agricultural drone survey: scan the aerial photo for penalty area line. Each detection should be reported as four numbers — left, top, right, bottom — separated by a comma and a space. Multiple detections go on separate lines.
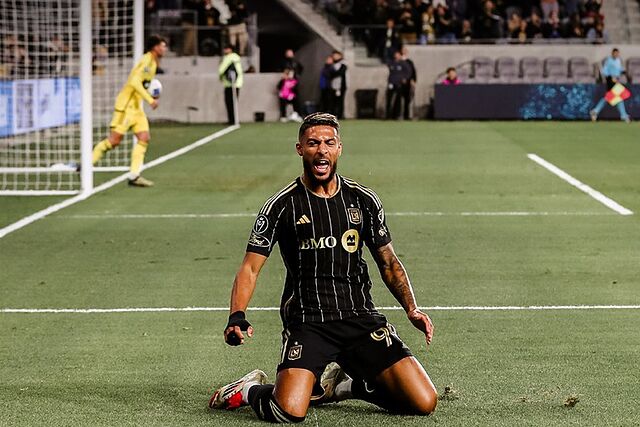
2, 305, 640, 314
527, 153, 633, 216
0, 125, 240, 240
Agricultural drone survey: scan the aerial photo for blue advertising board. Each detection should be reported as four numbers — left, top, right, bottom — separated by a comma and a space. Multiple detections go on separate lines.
0, 77, 81, 138
434, 84, 640, 120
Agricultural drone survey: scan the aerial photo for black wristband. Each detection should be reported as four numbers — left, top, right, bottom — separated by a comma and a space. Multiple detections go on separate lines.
225, 311, 252, 346
228, 310, 246, 323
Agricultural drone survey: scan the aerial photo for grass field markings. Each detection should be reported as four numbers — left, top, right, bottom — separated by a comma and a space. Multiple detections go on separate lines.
0, 125, 240, 240
527, 153, 634, 216
3, 305, 640, 314
57, 211, 612, 219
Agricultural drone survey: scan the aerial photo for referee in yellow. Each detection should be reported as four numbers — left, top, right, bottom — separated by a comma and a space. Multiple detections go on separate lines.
92, 35, 168, 187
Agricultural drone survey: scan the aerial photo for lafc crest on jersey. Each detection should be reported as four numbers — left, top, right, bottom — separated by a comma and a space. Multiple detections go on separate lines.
347, 207, 362, 225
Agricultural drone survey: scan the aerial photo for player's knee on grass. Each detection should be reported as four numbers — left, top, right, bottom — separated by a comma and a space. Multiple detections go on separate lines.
413, 388, 437, 415
249, 385, 306, 423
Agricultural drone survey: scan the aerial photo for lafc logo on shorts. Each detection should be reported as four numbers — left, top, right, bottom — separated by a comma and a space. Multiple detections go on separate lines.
288, 344, 303, 360
296, 214, 311, 225
347, 208, 362, 225
341, 229, 359, 253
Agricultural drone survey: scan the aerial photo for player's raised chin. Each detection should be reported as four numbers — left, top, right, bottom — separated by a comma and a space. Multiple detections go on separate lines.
296, 125, 342, 183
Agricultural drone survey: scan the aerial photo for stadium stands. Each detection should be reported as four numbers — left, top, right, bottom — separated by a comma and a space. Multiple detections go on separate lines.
452, 54, 599, 84
627, 57, 640, 82
322, 0, 609, 45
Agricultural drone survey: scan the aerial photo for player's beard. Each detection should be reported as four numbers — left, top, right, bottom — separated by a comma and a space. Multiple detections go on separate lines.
303, 157, 338, 187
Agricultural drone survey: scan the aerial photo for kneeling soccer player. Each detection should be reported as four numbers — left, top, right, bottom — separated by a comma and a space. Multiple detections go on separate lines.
209, 112, 437, 422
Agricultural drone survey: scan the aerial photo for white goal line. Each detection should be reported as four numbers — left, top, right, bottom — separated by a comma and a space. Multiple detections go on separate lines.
2, 305, 640, 314
528, 153, 633, 216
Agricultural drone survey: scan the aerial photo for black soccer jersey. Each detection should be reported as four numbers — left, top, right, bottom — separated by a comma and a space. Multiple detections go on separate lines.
246, 175, 392, 325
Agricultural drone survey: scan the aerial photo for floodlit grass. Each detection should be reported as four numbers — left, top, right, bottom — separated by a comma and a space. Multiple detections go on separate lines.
1, 121, 639, 426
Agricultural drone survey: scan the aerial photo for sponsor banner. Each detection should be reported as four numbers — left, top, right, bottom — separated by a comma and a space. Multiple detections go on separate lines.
0, 77, 81, 138
435, 83, 640, 120
0, 81, 11, 137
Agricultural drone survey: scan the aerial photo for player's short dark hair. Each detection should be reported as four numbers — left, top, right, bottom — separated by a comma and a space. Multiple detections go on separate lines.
298, 112, 340, 140
446, 66, 456, 73
612, 48, 619, 53
147, 34, 167, 51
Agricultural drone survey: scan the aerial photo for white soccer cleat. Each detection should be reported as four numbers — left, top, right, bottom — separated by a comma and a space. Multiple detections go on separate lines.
311, 362, 349, 405
209, 369, 267, 410
590, 110, 597, 122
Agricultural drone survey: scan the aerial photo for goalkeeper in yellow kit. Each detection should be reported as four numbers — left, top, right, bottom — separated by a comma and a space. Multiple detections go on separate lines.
92, 35, 168, 187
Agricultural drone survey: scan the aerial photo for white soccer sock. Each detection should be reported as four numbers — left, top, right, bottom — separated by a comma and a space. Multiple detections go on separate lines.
334, 378, 353, 400
241, 381, 262, 404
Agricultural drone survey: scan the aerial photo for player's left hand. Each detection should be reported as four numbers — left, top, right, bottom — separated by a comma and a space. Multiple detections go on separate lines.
407, 308, 434, 346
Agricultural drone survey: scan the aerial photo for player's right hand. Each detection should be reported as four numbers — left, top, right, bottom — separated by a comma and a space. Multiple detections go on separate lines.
150, 99, 159, 110
224, 311, 253, 346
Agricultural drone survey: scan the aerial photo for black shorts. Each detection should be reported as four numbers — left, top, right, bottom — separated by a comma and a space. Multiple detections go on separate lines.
277, 315, 412, 382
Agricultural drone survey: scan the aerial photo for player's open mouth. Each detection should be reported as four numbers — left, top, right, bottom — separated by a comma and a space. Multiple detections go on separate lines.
313, 159, 330, 175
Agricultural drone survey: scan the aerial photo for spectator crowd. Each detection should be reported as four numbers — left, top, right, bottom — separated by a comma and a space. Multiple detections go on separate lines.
145, 0, 251, 56
321, 0, 607, 49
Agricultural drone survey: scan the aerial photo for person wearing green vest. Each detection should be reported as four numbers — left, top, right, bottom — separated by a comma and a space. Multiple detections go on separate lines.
219, 45, 244, 124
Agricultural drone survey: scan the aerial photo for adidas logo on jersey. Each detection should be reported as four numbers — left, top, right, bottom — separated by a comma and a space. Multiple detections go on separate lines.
296, 215, 311, 225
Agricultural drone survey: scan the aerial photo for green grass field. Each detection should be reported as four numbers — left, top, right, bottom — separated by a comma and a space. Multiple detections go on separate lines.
1, 121, 639, 426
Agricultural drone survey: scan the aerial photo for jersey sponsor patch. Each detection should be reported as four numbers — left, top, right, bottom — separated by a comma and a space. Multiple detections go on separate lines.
299, 236, 337, 250
288, 344, 303, 360
253, 214, 269, 234
249, 231, 270, 248
347, 208, 362, 225
341, 229, 359, 253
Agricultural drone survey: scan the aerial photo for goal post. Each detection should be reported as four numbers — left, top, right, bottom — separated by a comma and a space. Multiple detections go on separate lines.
0, 0, 143, 196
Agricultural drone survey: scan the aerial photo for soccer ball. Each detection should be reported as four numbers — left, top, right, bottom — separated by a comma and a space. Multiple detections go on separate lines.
147, 78, 162, 98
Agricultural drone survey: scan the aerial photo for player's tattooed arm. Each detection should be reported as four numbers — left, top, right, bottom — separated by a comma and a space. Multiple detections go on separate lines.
373, 243, 417, 312
373, 243, 434, 344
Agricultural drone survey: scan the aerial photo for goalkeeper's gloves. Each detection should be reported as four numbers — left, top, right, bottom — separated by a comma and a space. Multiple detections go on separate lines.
224, 311, 252, 346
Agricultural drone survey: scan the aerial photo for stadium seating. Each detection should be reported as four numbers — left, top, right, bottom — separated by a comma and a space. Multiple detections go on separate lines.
520, 57, 544, 82
544, 57, 568, 82
453, 55, 598, 84
627, 57, 640, 82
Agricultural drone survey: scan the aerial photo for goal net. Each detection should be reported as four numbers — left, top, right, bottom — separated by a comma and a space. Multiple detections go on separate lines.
0, 0, 141, 195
